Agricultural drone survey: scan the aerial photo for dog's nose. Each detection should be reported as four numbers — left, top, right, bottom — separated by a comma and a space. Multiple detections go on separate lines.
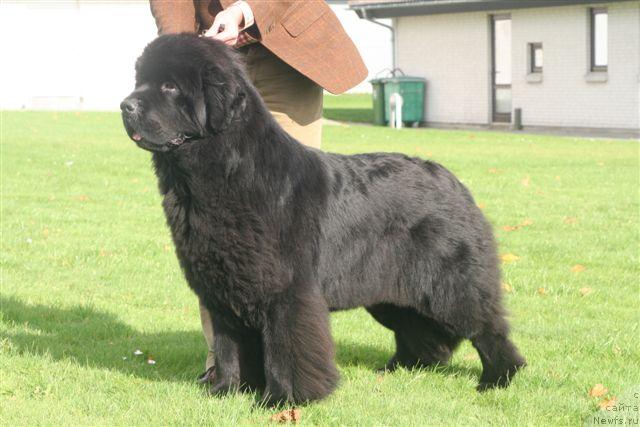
120, 98, 141, 114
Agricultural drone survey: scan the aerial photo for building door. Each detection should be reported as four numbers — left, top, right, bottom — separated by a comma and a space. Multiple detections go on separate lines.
491, 15, 512, 123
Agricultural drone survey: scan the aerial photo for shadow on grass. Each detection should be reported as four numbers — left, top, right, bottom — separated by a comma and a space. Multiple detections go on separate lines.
2, 297, 399, 380
2, 296, 482, 387
323, 108, 373, 124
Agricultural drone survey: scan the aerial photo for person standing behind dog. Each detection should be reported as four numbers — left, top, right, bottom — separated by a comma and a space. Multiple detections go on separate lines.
149, 0, 368, 382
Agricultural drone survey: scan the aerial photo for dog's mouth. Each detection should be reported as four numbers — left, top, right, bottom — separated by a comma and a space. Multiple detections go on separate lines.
129, 131, 196, 149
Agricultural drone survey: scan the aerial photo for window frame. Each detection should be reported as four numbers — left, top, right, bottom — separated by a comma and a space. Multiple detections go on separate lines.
529, 42, 543, 73
590, 7, 608, 72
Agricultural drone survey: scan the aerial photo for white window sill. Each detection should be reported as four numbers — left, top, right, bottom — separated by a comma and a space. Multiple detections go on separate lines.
585, 72, 608, 83
526, 73, 543, 83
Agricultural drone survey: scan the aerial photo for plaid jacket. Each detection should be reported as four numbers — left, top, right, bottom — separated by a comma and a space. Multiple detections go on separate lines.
149, 0, 368, 94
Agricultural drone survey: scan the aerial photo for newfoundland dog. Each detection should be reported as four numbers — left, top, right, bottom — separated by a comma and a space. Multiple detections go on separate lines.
121, 34, 525, 405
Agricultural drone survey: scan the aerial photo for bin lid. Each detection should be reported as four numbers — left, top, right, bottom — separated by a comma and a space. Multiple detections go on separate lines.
369, 76, 426, 84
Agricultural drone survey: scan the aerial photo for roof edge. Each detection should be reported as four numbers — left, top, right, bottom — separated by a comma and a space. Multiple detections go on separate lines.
350, 0, 636, 19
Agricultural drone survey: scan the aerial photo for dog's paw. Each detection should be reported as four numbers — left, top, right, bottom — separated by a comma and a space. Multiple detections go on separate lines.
208, 380, 240, 396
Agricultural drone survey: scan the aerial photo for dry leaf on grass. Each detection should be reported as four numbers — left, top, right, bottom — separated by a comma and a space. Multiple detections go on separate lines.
271, 409, 301, 423
589, 384, 608, 398
521, 176, 530, 187
501, 253, 520, 263
563, 217, 578, 224
501, 282, 513, 293
488, 168, 499, 174
579, 287, 592, 296
570, 264, 586, 273
502, 219, 534, 232
163, 244, 171, 252
537, 287, 548, 296
463, 353, 479, 361
599, 397, 617, 410
77, 195, 90, 201
477, 202, 486, 210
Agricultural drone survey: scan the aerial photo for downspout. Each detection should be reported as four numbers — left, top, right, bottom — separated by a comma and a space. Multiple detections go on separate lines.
359, 8, 396, 69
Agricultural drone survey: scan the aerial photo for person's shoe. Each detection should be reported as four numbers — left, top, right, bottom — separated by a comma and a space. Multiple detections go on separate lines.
197, 366, 215, 384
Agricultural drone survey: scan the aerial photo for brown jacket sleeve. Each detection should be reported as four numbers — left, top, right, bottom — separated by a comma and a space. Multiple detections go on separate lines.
150, 0, 198, 35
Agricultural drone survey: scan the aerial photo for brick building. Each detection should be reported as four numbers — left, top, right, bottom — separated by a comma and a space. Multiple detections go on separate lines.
350, 0, 639, 133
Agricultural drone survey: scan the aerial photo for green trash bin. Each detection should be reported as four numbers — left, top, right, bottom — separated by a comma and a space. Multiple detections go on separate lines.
370, 72, 426, 126
370, 78, 387, 126
383, 76, 426, 127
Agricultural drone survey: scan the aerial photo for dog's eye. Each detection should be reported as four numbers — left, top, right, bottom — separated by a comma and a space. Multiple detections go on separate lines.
161, 82, 178, 93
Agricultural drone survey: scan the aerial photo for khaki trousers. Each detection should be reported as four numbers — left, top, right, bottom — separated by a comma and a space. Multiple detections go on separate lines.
199, 43, 323, 370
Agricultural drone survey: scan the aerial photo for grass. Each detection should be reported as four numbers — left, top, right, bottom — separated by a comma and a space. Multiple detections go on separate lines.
1, 98, 639, 425
323, 93, 373, 123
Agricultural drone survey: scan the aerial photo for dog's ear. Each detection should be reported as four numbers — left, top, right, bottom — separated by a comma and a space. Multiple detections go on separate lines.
201, 64, 247, 134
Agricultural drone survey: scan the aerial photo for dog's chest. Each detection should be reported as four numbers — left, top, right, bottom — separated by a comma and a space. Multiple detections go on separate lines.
161, 189, 279, 326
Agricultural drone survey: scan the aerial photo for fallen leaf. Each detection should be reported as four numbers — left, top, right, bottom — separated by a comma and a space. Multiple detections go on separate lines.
502, 225, 518, 232
99, 249, 109, 257
520, 219, 533, 227
599, 397, 617, 410
570, 264, 586, 273
163, 244, 171, 252
271, 409, 300, 423
477, 202, 486, 210
464, 353, 479, 361
501, 253, 520, 263
77, 195, 90, 201
589, 384, 608, 398
521, 176, 530, 187
537, 287, 547, 296
501, 282, 513, 293
425, 152, 433, 157
563, 217, 578, 224
579, 287, 592, 296
376, 375, 385, 383
488, 168, 498, 174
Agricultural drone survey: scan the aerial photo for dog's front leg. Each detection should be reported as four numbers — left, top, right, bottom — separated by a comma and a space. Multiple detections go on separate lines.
261, 287, 339, 406
209, 317, 242, 396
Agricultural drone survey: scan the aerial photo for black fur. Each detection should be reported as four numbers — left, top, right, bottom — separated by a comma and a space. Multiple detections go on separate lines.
121, 34, 525, 404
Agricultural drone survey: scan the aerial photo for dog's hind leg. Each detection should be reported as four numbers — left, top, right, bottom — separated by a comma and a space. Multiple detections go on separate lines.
367, 304, 461, 371
470, 319, 526, 391
261, 287, 339, 405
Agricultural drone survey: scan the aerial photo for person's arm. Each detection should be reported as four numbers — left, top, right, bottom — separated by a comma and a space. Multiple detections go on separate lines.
149, 0, 198, 35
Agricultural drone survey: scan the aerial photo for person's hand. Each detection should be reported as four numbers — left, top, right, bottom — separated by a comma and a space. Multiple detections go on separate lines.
204, 5, 244, 45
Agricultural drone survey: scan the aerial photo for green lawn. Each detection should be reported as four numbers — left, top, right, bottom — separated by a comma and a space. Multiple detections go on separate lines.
1, 102, 639, 425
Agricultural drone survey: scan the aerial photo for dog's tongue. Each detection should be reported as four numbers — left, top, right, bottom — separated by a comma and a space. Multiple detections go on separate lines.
132, 133, 142, 141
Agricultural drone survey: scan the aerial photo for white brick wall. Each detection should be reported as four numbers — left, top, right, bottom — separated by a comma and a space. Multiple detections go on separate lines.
395, 1, 640, 130
511, 2, 640, 129
395, 12, 492, 125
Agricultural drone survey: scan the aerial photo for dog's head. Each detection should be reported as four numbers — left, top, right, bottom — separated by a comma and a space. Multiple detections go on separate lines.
121, 34, 248, 152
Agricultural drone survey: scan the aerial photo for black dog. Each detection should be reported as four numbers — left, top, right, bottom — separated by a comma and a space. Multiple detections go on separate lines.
121, 34, 525, 405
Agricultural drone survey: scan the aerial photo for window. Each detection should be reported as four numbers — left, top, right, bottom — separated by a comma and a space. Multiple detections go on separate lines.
530, 43, 543, 73
591, 8, 608, 71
